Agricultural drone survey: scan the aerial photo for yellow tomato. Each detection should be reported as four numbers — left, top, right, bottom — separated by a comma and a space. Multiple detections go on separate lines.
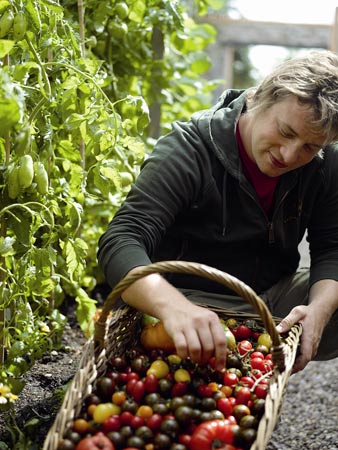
147, 360, 170, 379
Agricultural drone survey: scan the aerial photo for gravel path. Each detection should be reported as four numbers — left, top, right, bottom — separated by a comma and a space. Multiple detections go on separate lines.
267, 358, 338, 450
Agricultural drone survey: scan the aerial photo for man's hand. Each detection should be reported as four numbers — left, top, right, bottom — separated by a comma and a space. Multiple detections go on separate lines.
276, 304, 324, 373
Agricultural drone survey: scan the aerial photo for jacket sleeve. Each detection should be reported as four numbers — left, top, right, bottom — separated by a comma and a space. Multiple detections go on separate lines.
308, 145, 338, 285
97, 117, 210, 288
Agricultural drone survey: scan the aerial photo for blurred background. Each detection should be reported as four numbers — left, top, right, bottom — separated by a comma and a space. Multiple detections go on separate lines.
205, 0, 338, 99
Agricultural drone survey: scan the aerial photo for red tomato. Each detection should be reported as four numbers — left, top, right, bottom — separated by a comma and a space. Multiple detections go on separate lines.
223, 372, 239, 388
179, 433, 192, 446
251, 357, 266, 372
75, 432, 114, 449
235, 386, 251, 405
217, 397, 233, 416
235, 324, 252, 340
119, 411, 134, 426
190, 420, 238, 450
197, 384, 214, 397
144, 373, 158, 393
129, 380, 145, 402
254, 383, 269, 399
237, 340, 253, 355
101, 415, 120, 433
239, 376, 255, 388
130, 415, 145, 429
250, 351, 265, 360
146, 413, 163, 432
171, 381, 188, 397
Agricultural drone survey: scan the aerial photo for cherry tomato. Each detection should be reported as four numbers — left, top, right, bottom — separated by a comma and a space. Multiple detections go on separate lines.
235, 386, 251, 405
239, 376, 255, 388
235, 324, 252, 340
223, 372, 239, 388
217, 397, 233, 416
237, 340, 253, 355
251, 357, 266, 372
101, 415, 120, 433
254, 383, 269, 399
144, 373, 158, 393
146, 413, 163, 432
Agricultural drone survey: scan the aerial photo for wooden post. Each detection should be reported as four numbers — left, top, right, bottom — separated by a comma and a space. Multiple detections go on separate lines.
331, 7, 338, 52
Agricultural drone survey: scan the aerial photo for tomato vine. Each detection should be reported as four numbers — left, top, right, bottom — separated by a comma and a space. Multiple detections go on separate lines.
0, 0, 226, 408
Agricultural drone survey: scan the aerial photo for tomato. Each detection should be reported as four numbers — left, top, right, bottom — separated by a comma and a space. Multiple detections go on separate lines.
112, 390, 126, 405
217, 397, 233, 416
108, 21, 128, 39
102, 415, 120, 433
171, 381, 188, 397
7, 165, 20, 199
93, 403, 120, 423
237, 340, 253, 355
115, 2, 129, 19
220, 323, 237, 350
235, 386, 251, 405
197, 384, 214, 398
129, 380, 145, 402
257, 333, 272, 350
144, 373, 159, 393
250, 351, 265, 360
0, 9, 14, 38
72, 418, 90, 434
239, 376, 255, 388
34, 162, 49, 194
18, 154, 34, 189
141, 321, 175, 352
136, 405, 153, 419
254, 383, 269, 399
190, 420, 238, 450
146, 413, 163, 432
174, 368, 191, 382
146, 359, 170, 379
13, 11, 27, 40
75, 432, 114, 449
251, 357, 266, 372
235, 324, 252, 340
223, 372, 239, 388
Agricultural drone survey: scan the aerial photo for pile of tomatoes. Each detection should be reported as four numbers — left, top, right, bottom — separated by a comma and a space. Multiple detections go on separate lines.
57, 318, 275, 450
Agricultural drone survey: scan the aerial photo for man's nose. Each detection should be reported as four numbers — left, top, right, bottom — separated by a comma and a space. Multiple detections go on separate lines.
279, 143, 299, 165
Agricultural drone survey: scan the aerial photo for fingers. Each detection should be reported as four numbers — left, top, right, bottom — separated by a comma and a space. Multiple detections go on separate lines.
172, 315, 227, 369
276, 305, 307, 333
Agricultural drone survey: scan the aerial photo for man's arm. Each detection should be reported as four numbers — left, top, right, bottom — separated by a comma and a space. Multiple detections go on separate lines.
276, 278, 338, 372
121, 267, 228, 371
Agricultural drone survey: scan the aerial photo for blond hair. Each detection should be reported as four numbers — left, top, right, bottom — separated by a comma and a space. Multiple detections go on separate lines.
247, 50, 338, 143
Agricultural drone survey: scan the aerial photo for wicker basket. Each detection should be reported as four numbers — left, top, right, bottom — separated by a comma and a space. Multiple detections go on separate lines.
43, 260, 302, 450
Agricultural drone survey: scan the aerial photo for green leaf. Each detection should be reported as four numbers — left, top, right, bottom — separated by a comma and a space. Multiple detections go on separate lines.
129, 0, 146, 23
26, 0, 42, 31
0, 39, 14, 57
75, 287, 97, 336
0, 236, 15, 256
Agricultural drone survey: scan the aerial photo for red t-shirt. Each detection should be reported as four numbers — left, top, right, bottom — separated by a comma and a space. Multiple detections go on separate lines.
236, 124, 279, 215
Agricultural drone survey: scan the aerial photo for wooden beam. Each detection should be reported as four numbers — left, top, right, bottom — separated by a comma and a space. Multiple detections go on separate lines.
205, 16, 332, 49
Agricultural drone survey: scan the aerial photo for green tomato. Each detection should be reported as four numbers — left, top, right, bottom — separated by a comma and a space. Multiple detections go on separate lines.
18, 154, 34, 189
115, 2, 129, 19
13, 11, 27, 41
108, 21, 128, 39
0, 9, 14, 38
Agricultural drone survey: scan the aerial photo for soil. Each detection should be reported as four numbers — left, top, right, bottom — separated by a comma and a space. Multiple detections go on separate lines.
1, 288, 338, 450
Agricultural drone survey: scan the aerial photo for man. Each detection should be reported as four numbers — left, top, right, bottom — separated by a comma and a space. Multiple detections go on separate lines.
98, 50, 338, 373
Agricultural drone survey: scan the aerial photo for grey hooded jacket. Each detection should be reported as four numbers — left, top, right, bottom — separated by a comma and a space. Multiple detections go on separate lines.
98, 89, 338, 295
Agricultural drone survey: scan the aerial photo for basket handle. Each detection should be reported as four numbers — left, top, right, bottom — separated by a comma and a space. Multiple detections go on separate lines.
94, 260, 286, 370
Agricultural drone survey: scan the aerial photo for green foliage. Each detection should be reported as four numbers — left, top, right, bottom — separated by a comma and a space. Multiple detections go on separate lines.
0, 0, 226, 402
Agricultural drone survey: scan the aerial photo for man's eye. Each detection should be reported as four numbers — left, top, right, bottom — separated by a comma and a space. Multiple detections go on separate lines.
280, 129, 293, 138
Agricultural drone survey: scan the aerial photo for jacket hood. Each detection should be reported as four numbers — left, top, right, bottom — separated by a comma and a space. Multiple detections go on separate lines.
191, 89, 248, 177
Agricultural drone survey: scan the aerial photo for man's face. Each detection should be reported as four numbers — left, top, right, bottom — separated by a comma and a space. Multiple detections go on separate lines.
240, 95, 327, 177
